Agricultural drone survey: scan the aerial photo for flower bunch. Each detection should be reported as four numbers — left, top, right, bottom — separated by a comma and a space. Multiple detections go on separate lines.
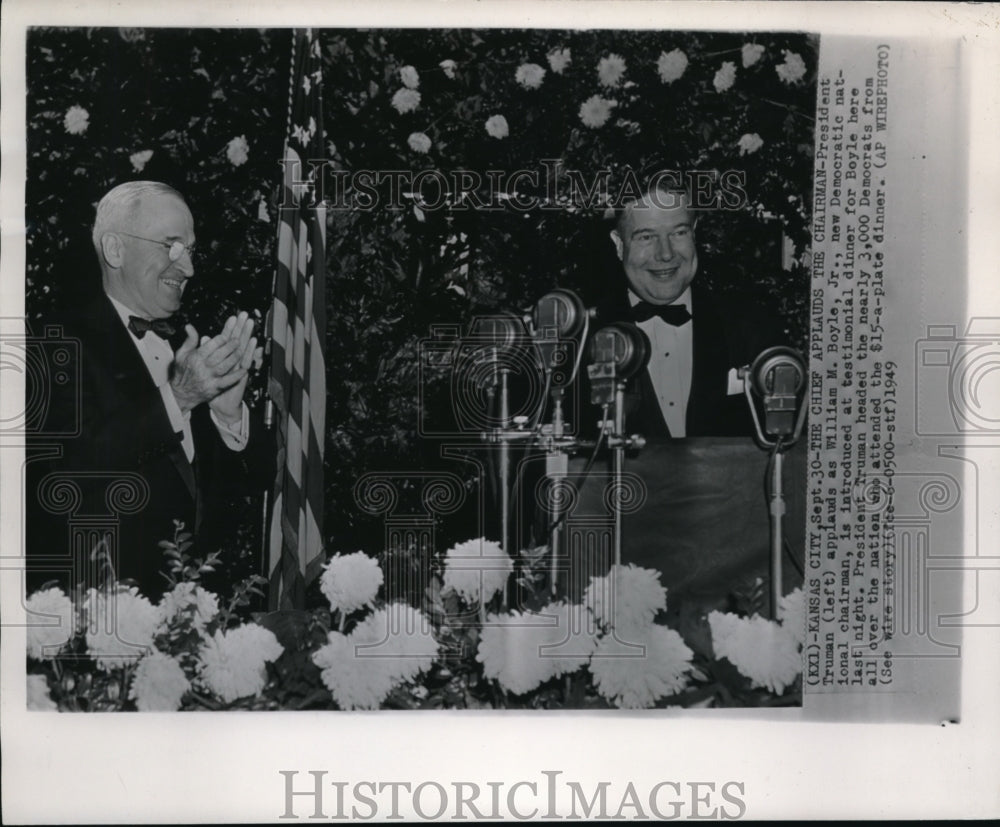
578, 95, 616, 129
225, 135, 249, 166
583, 563, 668, 634
484, 115, 509, 139
708, 589, 804, 695
25, 587, 75, 660
159, 581, 219, 634
776, 50, 807, 85
589, 622, 694, 709
515, 63, 546, 90
713, 61, 737, 93
197, 623, 284, 703
547, 47, 571, 74
477, 602, 597, 695
319, 551, 384, 615
84, 586, 161, 671
313, 603, 438, 709
581, 565, 692, 707
656, 49, 688, 84
441, 538, 512, 605
129, 651, 190, 711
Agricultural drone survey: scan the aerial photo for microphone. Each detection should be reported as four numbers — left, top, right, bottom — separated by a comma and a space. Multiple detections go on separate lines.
531, 289, 590, 385
587, 322, 650, 405
747, 346, 806, 438
462, 312, 527, 394
468, 312, 525, 352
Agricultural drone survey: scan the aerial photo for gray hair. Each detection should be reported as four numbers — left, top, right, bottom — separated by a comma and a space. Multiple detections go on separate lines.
611, 171, 693, 231
91, 181, 186, 255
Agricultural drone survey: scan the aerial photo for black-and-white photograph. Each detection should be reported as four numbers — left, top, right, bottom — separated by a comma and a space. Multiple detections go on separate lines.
3, 1, 998, 822
21, 26, 817, 713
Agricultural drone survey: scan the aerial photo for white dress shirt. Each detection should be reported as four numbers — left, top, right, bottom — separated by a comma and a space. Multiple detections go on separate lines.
107, 295, 248, 462
629, 287, 693, 438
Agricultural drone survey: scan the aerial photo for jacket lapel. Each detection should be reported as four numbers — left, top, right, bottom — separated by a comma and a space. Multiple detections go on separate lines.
686, 285, 731, 435
86, 295, 197, 503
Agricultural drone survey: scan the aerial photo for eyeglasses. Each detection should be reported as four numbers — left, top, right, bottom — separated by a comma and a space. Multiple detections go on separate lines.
117, 231, 196, 262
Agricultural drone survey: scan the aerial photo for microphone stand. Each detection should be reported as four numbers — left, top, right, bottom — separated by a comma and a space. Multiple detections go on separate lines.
603, 384, 645, 569
498, 360, 511, 605
546, 388, 568, 595
741, 370, 808, 619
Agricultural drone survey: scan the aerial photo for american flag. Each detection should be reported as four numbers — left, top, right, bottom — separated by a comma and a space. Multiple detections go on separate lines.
267, 29, 327, 610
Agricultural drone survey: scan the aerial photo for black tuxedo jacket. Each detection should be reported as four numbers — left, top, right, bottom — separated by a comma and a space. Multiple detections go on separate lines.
26, 294, 272, 600
585, 279, 785, 439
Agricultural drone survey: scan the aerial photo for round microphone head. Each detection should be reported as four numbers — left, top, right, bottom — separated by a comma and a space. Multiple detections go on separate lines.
468, 312, 526, 351
750, 346, 806, 397
532, 288, 587, 338
590, 322, 651, 379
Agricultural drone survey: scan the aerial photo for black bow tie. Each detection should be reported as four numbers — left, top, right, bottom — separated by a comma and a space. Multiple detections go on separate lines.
128, 315, 176, 340
630, 301, 692, 326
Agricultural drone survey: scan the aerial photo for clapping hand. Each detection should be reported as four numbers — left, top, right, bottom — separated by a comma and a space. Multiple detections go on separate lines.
207, 312, 263, 424
169, 312, 263, 418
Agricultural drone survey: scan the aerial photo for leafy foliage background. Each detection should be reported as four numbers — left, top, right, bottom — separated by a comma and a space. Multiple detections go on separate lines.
26, 27, 817, 559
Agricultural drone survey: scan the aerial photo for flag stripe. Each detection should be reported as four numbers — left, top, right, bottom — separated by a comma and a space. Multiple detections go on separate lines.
267, 28, 327, 611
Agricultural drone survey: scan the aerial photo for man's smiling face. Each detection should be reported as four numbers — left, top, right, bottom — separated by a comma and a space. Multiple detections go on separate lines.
611, 190, 698, 306
110, 192, 195, 319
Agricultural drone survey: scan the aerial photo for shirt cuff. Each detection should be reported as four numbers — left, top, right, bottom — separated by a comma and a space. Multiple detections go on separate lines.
210, 403, 249, 451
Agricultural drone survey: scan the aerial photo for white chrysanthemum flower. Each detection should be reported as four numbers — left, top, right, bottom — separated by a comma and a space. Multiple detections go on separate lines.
656, 49, 688, 84
477, 603, 596, 695
319, 551, 384, 615
351, 603, 439, 682
313, 631, 396, 710
129, 149, 154, 173
547, 47, 571, 74
776, 50, 807, 85
742, 43, 765, 68
484, 114, 509, 139
84, 587, 161, 671
597, 53, 627, 88
399, 65, 420, 89
439, 59, 457, 79
158, 582, 219, 634
442, 538, 512, 604
737, 132, 765, 156
708, 611, 802, 694
589, 624, 693, 708
578, 95, 617, 129
407, 131, 432, 153
226, 135, 249, 166
313, 604, 437, 710
198, 623, 283, 703
713, 61, 737, 93
583, 564, 667, 633
477, 610, 553, 694
63, 105, 90, 135
27, 674, 57, 711
391, 88, 421, 114
129, 651, 190, 711
25, 587, 74, 660
778, 588, 805, 646
515, 63, 546, 90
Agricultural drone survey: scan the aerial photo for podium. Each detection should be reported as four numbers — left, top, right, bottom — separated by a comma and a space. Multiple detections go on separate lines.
556, 437, 807, 619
